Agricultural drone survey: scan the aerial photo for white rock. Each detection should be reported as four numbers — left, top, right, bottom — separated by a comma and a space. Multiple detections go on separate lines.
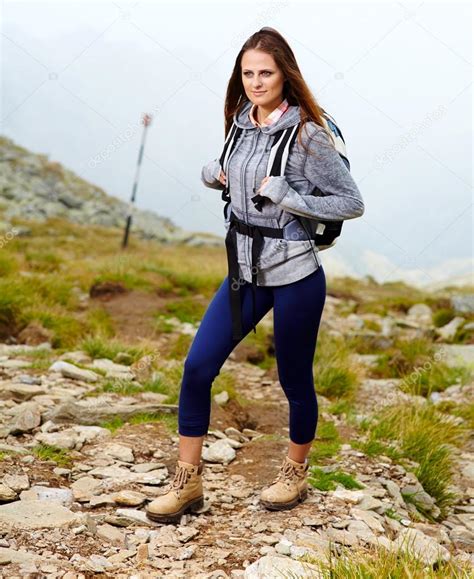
0, 500, 80, 530
71, 476, 103, 501
101, 443, 134, 463
244, 555, 323, 579
213, 391, 229, 405
332, 489, 364, 504
48, 361, 99, 382
202, 439, 236, 464
28, 486, 74, 506
2, 473, 29, 492
0, 483, 17, 502
393, 528, 450, 565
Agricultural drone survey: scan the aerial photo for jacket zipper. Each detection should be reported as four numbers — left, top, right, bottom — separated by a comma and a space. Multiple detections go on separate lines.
240, 129, 260, 270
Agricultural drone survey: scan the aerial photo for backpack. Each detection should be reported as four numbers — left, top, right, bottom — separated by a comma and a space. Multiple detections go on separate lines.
218, 107, 350, 252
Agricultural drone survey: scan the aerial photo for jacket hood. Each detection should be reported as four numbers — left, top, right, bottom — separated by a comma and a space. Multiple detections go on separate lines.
233, 99, 301, 135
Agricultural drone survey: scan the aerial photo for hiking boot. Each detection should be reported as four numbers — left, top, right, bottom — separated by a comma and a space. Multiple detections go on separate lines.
259, 455, 309, 510
145, 459, 204, 523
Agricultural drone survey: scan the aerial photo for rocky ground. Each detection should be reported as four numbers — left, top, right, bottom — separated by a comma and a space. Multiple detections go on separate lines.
0, 294, 474, 578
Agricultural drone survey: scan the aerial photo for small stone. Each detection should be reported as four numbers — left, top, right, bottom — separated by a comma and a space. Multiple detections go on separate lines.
0, 484, 17, 502
97, 523, 126, 546
202, 439, 236, 464
2, 474, 29, 492
136, 543, 149, 563
101, 443, 134, 463
71, 476, 103, 501
332, 489, 364, 504
112, 490, 146, 507
48, 361, 99, 382
214, 391, 229, 405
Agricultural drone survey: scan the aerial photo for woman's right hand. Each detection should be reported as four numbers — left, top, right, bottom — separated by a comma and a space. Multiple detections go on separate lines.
218, 170, 227, 186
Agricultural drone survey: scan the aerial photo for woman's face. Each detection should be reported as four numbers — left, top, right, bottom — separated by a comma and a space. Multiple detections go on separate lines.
241, 49, 285, 109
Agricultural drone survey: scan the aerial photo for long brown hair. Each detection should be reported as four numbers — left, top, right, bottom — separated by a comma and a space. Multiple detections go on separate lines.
224, 27, 334, 157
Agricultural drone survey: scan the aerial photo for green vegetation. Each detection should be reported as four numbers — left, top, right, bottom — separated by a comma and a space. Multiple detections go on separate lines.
101, 411, 178, 434
79, 335, 154, 364
298, 545, 473, 578
31, 444, 73, 467
308, 467, 364, 492
162, 297, 207, 324
361, 335, 473, 397
357, 402, 466, 518
309, 419, 342, 463
313, 330, 361, 399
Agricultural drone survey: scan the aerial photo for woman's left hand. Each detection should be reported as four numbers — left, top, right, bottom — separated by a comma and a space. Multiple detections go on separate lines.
257, 176, 272, 194
256, 176, 290, 204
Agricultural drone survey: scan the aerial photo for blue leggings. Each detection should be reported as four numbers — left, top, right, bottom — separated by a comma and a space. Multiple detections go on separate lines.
178, 264, 326, 444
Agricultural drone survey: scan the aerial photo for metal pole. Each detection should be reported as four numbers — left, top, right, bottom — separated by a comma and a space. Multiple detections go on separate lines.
122, 113, 152, 249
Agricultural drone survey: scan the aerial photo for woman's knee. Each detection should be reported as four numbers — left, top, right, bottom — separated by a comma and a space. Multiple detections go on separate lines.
183, 355, 219, 387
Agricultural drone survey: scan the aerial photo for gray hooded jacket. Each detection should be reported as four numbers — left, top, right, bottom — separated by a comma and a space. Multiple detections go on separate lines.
201, 100, 365, 286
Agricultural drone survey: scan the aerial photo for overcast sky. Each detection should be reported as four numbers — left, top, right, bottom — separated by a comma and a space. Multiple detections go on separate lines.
1, 0, 472, 287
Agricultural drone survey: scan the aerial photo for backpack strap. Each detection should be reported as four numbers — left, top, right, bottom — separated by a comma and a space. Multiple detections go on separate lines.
219, 123, 243, 219
320, 108, 350, 170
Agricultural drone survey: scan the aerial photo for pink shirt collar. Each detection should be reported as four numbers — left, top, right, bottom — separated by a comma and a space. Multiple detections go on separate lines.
248, 98, 289, 128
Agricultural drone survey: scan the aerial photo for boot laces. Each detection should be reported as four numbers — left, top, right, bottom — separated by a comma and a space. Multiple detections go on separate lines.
272, 460, 301, 487
166, 464, 190, 495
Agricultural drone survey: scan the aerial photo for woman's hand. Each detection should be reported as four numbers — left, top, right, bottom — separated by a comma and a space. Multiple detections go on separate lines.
218, 170, 227, 186
257, 176, 271, 193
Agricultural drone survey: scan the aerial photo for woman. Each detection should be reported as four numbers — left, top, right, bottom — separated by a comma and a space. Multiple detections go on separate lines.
146, 27, 364, 523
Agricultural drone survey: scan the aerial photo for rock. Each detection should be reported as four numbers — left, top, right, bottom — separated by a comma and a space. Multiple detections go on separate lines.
0, 443, 28, 454
49, 360, 99, 382
332, 489, 364, 504
7, 401, 42, 434
2, 473, 29, 492
90, 358, 134, 380
436, 345, 474, 368
35, 425, 110, 450
393, 528, 450, 565
71, 476, 103, 501
401, 484, 439, 518
176, 526, 199, 543
451, 294, 474, 314
43, 398, 176, 425
461, 462, 474, 482
0, 483, 17, 502
0, 500, 80, 530
130, 355, 155, 383
0, 383, 45, 401
131, 462, 166, 473
96, 523, 126, 546
325, 527, 358, 546
358, 495, 385, 512
380, 478, 404, 506
0, 359, 31, 369
214, 391, 229, 405
18, 321, 54, 346
449, 526, 474, 550
243, 555, 314, 578
112, 490, 146, 507
202, 439, 237, 464
346, 520, 378, 544
136, 543, 149, 563
351, 508, 385, 533
89, 494, 116, 507
27, 486, 74, 506
114, 508, 160, 527
87, 465, 133, 480
101, 443, 134, 463
406, 304, 433, 327
435, 317, 465, 341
